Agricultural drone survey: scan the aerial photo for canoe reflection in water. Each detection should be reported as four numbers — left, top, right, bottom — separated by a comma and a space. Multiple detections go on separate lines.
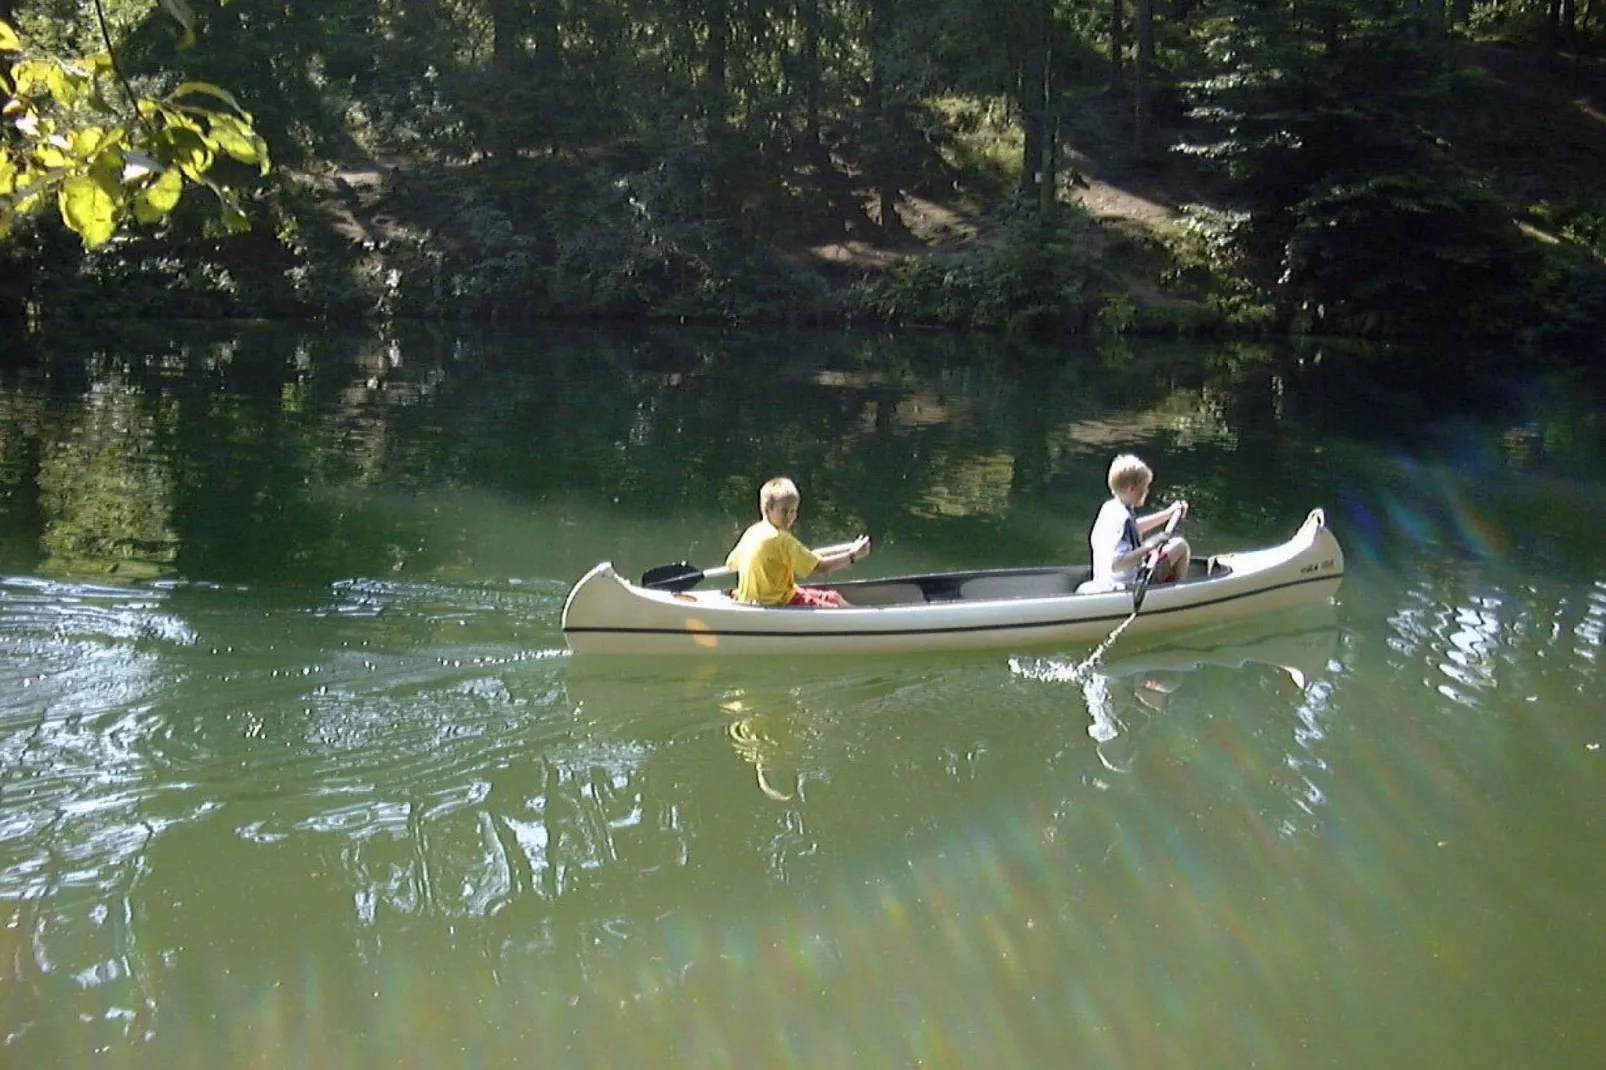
1010, 608, 1341, 774
562, 657, 847, 802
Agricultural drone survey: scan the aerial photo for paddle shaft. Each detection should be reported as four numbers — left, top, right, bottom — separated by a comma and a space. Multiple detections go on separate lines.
1130, 508, 1185, 613
713, 540, 859, 582
642, 540, 860, 591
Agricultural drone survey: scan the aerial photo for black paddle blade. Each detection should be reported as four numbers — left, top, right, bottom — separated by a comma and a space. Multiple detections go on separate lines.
639, 563, 704, 591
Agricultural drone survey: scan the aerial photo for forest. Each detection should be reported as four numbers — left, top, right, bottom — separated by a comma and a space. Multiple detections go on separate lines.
3, 0, 1606, 350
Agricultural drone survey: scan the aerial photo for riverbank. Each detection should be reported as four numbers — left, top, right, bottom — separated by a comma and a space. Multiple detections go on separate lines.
3, 38, 1604, 351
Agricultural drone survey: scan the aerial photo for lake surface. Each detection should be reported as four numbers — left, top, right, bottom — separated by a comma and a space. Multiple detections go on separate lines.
2, 324, 1604, 1069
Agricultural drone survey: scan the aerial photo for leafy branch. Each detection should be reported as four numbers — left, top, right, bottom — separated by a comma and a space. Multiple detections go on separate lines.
1, 5, 270, 248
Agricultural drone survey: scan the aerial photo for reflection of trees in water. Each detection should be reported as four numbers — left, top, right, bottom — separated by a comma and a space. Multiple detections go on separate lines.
38, 378, 180, 578
16, 324, 1564, 590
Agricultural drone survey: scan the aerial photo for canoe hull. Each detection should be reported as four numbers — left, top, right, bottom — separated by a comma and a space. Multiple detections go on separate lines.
562, 509, 1343, 656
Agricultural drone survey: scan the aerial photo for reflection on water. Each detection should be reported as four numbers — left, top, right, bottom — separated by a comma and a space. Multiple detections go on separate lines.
1010, 609, 1342, 834
2, 328, 1606, 1067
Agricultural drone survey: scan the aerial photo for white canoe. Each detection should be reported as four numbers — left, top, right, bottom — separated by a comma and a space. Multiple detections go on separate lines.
562, 508, 1344, 656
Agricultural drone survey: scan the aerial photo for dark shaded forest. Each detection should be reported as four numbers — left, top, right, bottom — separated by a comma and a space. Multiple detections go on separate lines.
4, 0, 1606, 351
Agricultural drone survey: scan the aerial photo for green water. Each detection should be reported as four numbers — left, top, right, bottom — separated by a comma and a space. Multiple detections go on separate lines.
2, 325, 1603, 1069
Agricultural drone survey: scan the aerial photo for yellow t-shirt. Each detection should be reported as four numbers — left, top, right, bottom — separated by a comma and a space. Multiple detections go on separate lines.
726, 521, 821, 605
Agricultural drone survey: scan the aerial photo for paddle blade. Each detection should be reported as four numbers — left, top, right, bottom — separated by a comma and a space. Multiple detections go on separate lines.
640, 563, 703, 591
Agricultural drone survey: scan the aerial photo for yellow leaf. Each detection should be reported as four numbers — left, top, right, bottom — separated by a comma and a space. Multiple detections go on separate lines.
69, 126, 109, 157
160, 123, 214, 175
1, 21, 21, 53
208, 114, 259, 164
33, 145, 71, 169
170, 81, 242, 112
59, 173, 118, 247
133, 167, 183, 223
45, 64, 80, 105
12, 59, 54, 96
0, 152, 14, 195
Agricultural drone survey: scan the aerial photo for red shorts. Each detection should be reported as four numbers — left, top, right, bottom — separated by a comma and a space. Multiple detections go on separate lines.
788, 587, 846, 608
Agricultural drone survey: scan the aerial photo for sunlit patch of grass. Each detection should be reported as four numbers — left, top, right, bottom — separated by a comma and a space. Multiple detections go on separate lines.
926, 95, 1022, 197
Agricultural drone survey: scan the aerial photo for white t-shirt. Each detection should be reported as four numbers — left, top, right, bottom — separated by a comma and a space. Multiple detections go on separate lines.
1087, 497, 1142, 590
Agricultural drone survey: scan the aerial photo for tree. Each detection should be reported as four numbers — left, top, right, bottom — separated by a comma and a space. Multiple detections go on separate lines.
1, 4, 269, 248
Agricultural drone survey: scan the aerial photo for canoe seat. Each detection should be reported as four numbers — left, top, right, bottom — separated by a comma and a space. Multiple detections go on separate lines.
839, 582, 929, 607
958, 572, 1080, 601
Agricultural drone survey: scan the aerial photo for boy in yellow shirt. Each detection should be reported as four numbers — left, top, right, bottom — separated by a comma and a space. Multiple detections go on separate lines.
726, 477, 871, 607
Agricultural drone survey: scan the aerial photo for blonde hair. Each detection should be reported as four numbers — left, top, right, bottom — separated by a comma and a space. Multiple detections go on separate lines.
760, 476, 799, 512
1107, 454, 1152, 495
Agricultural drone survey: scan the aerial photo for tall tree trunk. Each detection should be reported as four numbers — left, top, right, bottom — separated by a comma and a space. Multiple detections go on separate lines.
869, 0, 908, 236
1134, 0, 1154, 153
488, 0, 523, 79
1423, 0, 1447, 34
1020, 0, 1054, 210
1109, 0, 1126, 92
530, 0, 562, 79
487, 0, 525, 157
801, 0, 822, 144
706, 0, 728, 107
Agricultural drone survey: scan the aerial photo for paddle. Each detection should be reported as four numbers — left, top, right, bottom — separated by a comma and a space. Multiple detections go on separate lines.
640, 540, 859, 593
1130, 507, 1186, 613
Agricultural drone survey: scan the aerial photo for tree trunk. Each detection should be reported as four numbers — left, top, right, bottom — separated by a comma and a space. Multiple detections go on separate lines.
530, 0, 562, 79
1423, 0, 1447, 34
486, 0, 525, 157
1109, 0, 1126, 92
1020, 0, 1054, 210
488, 0, 523, 79
869, 0, 909, 237
1134, 0, 1154, 153
801, 0, 822, 144
706, 0, 728, 106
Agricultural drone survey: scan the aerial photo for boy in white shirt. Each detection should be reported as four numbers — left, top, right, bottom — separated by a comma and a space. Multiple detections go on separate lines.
1084, 454, 1189, 593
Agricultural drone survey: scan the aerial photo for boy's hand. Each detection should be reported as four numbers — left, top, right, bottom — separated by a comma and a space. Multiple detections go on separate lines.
851, 534, 872, 560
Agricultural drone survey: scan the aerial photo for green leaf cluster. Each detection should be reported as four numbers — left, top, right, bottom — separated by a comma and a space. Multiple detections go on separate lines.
857, 214, 1096, 333
1, 17, 269, 248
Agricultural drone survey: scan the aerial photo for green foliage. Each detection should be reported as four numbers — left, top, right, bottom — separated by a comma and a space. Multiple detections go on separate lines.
1, 14, 270, 248
1175, 14, 1525, 335
856, 211, 1096, 332
927, 95, 1021, 196
1283, 172, 1523, 336
1529, 200, 1606, 261
1519, 201, 1606, 352
2, 0, 1599, 347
